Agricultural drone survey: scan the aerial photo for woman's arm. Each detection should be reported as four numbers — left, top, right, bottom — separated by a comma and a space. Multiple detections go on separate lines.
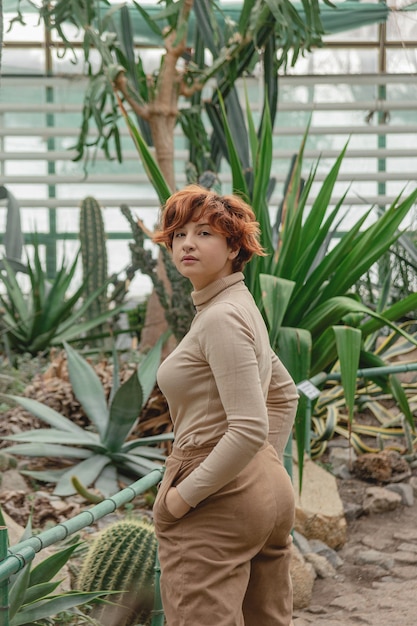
267, 350, 299, 460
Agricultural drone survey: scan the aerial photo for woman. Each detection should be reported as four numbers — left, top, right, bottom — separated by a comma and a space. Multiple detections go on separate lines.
152, 185, 298, 626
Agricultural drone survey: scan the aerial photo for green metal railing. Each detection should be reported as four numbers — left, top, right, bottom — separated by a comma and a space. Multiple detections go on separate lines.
0, 467, 165, 626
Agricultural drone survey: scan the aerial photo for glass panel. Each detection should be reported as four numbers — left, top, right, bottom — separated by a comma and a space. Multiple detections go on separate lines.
1, 48, 45, 74
284, 48, 379, 75
386, 48, 417, 72
386, 0, 417, 41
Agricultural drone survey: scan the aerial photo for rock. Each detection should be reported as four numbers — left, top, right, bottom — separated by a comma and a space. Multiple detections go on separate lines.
293, 530, 312, 555
328, 446, 357, 478
409, 475, 417, 494
308, 539, 343, 569
386, 482, 414, 506
362, 486, 402, 514
292, 454, 347, 549
361, 533, 393, 551
304, 552, 336, 578
393, 529, 417, 542
290, 545, 316, 610
343, 501, 363, 520
352, 449, 411, 483
329, 591, 368, 612
392, 551, 417, 565
354, 548, 395, 570
397, 542, 417, 554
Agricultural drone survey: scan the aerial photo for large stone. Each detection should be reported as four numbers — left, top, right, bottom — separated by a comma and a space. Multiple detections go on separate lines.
291, 545, 316, 610
292, 454, 347, 550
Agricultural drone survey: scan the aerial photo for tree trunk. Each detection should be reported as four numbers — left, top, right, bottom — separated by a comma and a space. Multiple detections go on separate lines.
136, 21, 191, 351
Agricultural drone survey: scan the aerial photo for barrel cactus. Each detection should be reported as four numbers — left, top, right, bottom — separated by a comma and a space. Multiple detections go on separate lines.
79, 195, 108, 322
77, 516, 158, 626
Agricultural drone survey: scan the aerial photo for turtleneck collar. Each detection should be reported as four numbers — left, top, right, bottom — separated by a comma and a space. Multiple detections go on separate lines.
192, 272, 245, 310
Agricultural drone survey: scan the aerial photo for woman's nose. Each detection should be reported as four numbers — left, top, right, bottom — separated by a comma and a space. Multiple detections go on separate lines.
182, 235, 195, 250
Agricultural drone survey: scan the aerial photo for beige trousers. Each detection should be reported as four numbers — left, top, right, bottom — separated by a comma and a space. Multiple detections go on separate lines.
153, 441, 295, 626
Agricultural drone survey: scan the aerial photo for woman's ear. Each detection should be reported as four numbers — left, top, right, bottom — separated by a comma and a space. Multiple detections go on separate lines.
229, 247, 240, 260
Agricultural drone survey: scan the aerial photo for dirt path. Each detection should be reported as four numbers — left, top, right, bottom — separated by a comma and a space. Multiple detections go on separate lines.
293, 478, 417, 626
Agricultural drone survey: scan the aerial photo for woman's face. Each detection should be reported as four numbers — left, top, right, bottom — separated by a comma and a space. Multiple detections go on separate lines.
171, 216, 238, 290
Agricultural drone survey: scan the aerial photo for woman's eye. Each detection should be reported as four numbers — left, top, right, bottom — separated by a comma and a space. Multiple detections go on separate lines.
174, 232, 185, 238
200, 231, 211, 236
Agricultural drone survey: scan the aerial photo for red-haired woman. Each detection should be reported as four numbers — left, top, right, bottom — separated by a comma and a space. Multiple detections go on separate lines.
152, 185, 298, 626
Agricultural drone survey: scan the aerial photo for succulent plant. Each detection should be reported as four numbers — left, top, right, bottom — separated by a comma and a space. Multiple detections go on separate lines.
3, 338, 172, 497
77, 516, 158, 626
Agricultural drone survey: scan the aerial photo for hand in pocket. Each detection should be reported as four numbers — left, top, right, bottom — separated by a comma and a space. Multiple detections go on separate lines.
165, 487, 191, 519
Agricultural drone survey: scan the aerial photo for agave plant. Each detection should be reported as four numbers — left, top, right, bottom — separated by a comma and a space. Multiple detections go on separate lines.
310, 324, 417, 460
2, 338, 172, 497
0, 239, 124, 356
0, 508, 109, 626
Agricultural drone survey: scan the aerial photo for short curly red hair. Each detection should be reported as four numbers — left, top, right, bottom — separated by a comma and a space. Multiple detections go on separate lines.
153, 185, 266, 272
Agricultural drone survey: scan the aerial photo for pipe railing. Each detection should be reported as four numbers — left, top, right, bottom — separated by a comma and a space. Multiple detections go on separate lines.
0, 467, 165, 626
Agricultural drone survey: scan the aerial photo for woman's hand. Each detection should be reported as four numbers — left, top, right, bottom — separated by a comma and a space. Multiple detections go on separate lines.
165, 487, 191, 519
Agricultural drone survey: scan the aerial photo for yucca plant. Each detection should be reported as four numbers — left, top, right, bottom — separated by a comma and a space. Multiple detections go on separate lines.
2, 338, 172, 497
216, 95, 417, 476
0, 239, 124, 356
0, 507, 110, 626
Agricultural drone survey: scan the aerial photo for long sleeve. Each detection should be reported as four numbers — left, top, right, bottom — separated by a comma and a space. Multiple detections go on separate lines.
267, 350, 299, 460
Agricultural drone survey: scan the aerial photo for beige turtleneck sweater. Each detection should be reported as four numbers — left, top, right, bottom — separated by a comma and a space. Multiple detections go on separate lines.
157, 272, 299, 508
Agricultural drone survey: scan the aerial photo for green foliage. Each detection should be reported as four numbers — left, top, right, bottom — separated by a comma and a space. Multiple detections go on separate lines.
28, 0, 327, 168
214, 95, 417, 481
126, 299, 148, 343
0, 510, 109, 626
218, 98, 417, 374
357, 225, 417, 317
2, 338, 172, 497
310, 324, 417, 459
79, 196, 109, 324
77, 517, 158, 626
0, 238, 124, 356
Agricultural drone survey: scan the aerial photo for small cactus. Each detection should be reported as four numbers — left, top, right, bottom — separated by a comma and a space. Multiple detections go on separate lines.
77, 517, 158, 626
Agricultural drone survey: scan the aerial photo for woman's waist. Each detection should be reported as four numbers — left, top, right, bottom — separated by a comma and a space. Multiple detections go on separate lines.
170, 438, 222, 460
170, 437, 269, 461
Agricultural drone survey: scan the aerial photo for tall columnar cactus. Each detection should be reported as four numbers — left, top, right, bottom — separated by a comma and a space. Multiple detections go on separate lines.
77, 517, 158, 626
79, 195, 108, 322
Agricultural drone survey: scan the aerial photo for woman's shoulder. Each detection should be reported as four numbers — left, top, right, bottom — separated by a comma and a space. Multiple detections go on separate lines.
196, 294, 257, 339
